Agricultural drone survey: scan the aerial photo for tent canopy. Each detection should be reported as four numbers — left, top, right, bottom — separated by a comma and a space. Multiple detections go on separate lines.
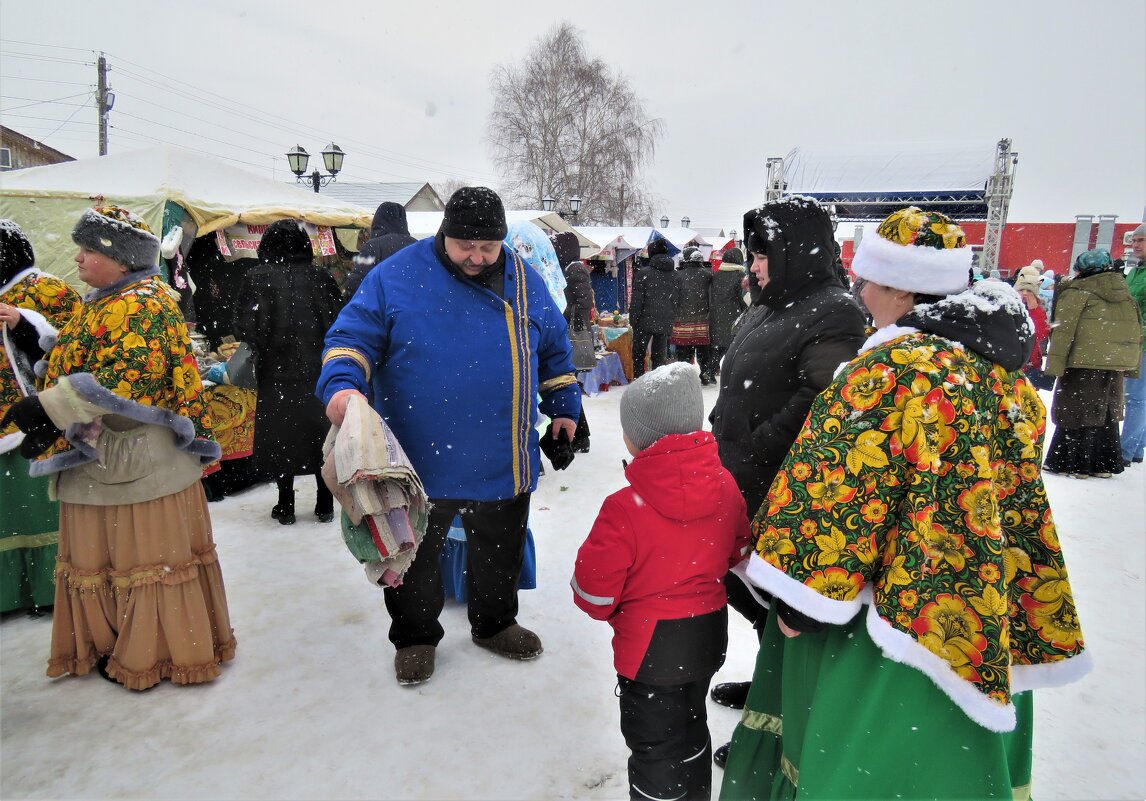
0, 146, 372, 286
782, 142, 997, 221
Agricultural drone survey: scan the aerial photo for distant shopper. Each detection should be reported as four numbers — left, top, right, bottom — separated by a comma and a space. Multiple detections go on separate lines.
234, 220, 343, 523
342, 202, 416, 301
1043, 248, 1143, 478
629, 238, 679, 378
1014, 272, 1053, 390
1121, 222, 1146, 466
672, 246, 714, 383
573, 363, 749, 801
708, 247, 747, 379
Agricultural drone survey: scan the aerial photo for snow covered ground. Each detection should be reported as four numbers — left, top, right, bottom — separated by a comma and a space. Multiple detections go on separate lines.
1, 383, 1143, 800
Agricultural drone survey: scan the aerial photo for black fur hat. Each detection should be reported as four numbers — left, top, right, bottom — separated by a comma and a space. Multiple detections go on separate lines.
440, 187, 507, 241
721, 247, 744, 265
1, 218, 36, 284
71, 205, 159, 271
647, 237, 669, 257
258, 219, 314, 264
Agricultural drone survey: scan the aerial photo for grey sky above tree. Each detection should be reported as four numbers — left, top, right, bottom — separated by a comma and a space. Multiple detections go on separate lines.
487, 23, 664, 226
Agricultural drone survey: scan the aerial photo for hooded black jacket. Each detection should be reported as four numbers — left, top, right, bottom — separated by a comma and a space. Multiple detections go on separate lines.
629, 254, 679, 334
563, 261, 595, 330
343, 202, 416, 300
710, 199, 867, 514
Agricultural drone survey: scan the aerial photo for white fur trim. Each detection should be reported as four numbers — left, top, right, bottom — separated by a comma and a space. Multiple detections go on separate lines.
16, 307, 56, 345
1011, 649, 1094, 693
729, 558, 772, 610
743, 553, 863, 624
0, 430, 25, 455
858, 324, 920, 355
853, 234, 971, 296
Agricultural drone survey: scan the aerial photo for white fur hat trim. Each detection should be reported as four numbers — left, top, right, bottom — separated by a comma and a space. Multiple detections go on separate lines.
852, 232, 971, 296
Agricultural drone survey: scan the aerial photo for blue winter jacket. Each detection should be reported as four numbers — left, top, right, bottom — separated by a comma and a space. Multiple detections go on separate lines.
317, 237, 581, 501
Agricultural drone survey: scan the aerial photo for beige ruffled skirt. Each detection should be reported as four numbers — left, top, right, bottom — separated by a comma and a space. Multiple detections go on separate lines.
47, 482, 236, 691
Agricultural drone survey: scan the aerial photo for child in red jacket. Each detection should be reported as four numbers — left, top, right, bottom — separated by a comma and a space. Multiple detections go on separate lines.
572, 362, 750, 801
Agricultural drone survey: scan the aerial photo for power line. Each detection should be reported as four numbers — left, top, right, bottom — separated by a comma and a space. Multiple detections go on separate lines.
1, 91, 92, 112
1, 75, 91, 86
0, 38, 95, 54
0, 51, 94, 66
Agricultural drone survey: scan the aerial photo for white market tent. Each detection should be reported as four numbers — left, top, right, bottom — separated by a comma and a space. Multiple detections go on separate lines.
405, 210, 598, 258
0, 146, 373, 290
575, 226, 706, 261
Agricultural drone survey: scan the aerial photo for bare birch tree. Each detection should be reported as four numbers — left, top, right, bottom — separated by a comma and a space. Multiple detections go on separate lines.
487, 23, 663, 226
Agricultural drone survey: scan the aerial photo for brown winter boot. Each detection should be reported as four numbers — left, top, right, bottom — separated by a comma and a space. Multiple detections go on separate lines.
471, 624, 543, 660
394, 645, 436, 685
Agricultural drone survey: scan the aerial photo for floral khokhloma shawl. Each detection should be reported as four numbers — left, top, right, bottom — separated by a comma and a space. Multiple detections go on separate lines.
745, 330, 1091, 731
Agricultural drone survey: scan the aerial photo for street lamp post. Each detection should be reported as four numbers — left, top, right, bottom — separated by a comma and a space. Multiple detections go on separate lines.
542, 193, 582, 224
659, 215, 669, 228
681, 216, 691, 229
286, 143, 346, 193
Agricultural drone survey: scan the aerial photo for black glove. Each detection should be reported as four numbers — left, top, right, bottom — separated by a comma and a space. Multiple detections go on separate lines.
0, 396, 62, 458
774, 598, 825, 635
539, 421, 575, 471
570, 407, 591, 454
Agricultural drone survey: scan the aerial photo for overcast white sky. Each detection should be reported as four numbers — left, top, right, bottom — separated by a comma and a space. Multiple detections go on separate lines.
2, 0, 1143, 231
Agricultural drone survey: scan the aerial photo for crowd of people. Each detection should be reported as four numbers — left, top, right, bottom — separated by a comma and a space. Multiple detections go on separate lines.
0, 191, 1140, 799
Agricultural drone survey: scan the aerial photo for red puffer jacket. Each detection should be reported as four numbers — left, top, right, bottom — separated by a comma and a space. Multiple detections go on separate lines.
572, 431, 750, 682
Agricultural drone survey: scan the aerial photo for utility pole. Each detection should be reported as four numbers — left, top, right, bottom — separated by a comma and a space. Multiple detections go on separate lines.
97, 53, 110, 155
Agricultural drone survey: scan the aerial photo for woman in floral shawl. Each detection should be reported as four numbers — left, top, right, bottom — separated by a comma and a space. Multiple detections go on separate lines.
1, 206, 235, 691
720, 208, 1092, 800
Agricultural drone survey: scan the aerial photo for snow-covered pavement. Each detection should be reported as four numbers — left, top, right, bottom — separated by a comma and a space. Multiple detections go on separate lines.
1, 384, 1143, 800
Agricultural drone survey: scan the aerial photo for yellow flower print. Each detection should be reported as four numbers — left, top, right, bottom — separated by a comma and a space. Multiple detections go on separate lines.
860, 497, 888, 524
881, 376, 957, 470
1019, 567, 1083, 650
937, 349, 980, 386
755, 525, 797, 568
968, 585, 1008, 618
805, 566, 864, 601
908, 504, 971, 572
841, 364, 897, 410
765, 472, 793, 517
890, 345, 940, 374
898, 588, 918, 609
911, 594, 988, 681
799, 519, 818, 539
100, 297, 142, 338
1039, 517, 1060, 551
1002, 546, 1032, 584
1019, 462, 1040, 482
806, 464, 857, 512
977, 563, 1001, 583
790, 462, 813, 481
121, 331, 147, 352
957, 481, 1001, 539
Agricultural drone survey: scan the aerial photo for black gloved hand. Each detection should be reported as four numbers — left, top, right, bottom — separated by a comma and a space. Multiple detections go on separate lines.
773, 598, 825, 635
570, 407, 591, 454
539, 421, 575, 471
0, 396, 62, 458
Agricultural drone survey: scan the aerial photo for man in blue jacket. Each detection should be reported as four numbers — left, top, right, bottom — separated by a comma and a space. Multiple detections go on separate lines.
317, 187, 581, 685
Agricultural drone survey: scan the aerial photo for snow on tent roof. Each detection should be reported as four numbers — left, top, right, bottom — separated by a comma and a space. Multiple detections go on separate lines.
782, 142, 997, 221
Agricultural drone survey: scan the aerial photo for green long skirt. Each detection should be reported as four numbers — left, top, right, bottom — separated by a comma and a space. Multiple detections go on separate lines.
0, 449, 59, 613
720, 610, 1033, 801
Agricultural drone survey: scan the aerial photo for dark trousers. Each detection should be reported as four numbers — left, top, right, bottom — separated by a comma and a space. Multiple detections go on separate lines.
675, 345, 712, 378
618, 675, 714, 801
632, 331, 670, 378
385, 493, 530, 649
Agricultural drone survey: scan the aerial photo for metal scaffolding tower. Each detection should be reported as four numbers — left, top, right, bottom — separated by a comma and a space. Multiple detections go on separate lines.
764, 157, 786, 202
981, 138, 1019, 275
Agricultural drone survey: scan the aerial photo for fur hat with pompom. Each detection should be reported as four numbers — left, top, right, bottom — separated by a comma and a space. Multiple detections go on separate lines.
71, 205, 159, 271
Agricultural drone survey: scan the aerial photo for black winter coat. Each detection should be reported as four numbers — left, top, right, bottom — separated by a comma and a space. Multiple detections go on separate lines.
563, 262, 595, 330
711, 199, 867, 515
343, 203, 416, 301
709, 266, 746, 348
674, 262, 712, 320
629, 255, 679, 334
233, 259, 342, 475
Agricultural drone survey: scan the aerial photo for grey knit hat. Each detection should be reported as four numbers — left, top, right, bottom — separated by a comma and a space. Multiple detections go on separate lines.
620, 362, 704, 451
71, 205, 160, 271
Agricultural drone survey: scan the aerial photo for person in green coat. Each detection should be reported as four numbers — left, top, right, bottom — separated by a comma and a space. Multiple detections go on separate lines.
1119, 223, 1146, 464
720, 208, 1092, 801
1043, 248, 1143, 478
